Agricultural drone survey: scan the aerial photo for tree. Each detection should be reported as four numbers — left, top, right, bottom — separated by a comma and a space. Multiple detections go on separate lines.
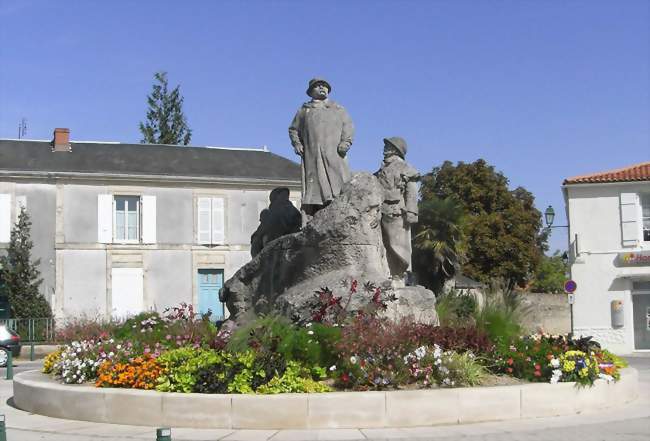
530, 250, 568, 293
139, 71, 192, 145
412, 195, 466, 293
0, 207, 52, 318
420, 159, 548, 287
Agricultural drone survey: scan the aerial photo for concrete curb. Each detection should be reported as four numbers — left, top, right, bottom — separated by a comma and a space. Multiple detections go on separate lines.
13, 368, 639, 429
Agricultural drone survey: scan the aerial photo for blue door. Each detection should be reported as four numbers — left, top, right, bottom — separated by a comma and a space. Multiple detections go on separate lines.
198, 269, 224, 320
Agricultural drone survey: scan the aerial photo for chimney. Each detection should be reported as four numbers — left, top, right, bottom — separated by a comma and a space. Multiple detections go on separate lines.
51, 128, 71, 152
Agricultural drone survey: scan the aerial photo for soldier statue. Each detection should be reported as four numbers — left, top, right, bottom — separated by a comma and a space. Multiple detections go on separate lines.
375, 137, 420, 285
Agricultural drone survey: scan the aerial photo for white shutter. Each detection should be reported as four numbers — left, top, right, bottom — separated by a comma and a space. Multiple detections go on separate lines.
211, 197, 225, 244
0, 194, 10, 243
141, 195, 156, 244
98, 194, 113, 243
621, 193, 639, 247
197, 197, 211, 244
15, 195, 26, 222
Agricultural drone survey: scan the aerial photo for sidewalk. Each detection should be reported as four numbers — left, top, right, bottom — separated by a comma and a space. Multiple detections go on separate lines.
3, 356, 648, 441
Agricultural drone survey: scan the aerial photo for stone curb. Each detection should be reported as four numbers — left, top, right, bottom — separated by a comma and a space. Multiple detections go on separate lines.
13, 368, 639, 429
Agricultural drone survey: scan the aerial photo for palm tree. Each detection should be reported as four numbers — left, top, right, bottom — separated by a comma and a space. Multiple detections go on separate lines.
412, 196, 466, 293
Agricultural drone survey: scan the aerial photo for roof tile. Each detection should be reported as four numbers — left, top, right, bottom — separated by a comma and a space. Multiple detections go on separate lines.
563, 161, 650, 185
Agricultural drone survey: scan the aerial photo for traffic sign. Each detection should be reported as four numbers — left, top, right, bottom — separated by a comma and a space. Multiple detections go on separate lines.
564, 280, 577, 294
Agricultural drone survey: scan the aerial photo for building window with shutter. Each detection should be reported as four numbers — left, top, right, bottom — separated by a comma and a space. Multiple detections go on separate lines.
642, 194, 650, 242
197, 197, 225, 245
114, 196, 140, 242
97, 194, 156, 245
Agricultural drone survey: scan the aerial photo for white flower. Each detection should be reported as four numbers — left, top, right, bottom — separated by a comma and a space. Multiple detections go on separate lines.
329, 365, 336, 371
308, 330, 314, 335
108, 352, 114, 357
306, 322, 312, 327
116, 344, 122, 350
350, 356, 357, 364
550, 358, 560, 368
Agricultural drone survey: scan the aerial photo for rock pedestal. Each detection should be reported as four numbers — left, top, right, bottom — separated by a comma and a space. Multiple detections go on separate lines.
220, 172, 438, 326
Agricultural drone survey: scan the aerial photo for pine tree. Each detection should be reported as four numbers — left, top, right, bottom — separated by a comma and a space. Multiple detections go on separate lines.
139, 71, 192, 145
0, 207, 52, 318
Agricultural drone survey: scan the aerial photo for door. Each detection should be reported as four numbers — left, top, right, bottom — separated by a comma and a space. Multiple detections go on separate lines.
111, 268, 144, 318
632, 293, 650, 350
198, 269, 224, 320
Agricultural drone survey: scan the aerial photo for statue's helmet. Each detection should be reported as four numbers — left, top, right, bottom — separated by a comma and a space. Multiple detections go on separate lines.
383, 137, 408, 158
306, 78, 332, 96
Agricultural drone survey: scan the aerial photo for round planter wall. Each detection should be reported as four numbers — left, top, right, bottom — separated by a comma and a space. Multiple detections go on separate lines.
13, 369, 639, 429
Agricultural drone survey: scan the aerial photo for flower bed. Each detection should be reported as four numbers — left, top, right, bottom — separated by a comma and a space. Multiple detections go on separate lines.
43, 283, 627, 394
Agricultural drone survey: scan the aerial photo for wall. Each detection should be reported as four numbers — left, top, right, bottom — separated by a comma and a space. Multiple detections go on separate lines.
59, 249, 107, 319
520, 292, 570, 335
145, 250, 192, 312
0, 182, 57, 306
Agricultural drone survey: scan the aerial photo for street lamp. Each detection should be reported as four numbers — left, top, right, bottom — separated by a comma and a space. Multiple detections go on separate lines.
544, 205, 555, 228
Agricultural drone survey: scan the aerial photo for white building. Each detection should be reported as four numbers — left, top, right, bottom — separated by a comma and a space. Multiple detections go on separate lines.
563, 161, 650, 353
0, 129, 301, 321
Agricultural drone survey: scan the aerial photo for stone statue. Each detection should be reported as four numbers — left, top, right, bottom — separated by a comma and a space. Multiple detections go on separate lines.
289, 78, 354, 217
375, 137, 419, 283
250, 187, 301, 257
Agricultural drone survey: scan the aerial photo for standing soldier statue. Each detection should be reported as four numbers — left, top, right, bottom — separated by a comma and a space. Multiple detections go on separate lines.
289, 78, 354, 219
375, 137, 420, 286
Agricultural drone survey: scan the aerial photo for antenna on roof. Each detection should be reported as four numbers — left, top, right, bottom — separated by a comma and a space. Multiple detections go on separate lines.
18, 118, 27, 139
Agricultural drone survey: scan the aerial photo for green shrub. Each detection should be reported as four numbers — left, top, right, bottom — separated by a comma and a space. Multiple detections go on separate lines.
256, 361, 331, 394
156, 347, 224, 393
226, 315, 339, 368
472, 281, 528, 343
435, 289, 477, 326
445, 352, 487, 386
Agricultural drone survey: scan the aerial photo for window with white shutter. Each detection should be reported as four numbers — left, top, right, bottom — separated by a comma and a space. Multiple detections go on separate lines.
0, 194, 10, 243
197, 197, 226, 245
141, 195, 156, 244
211, 197, 225, 244
620, 193, 639, 247
642, 194, 650, 242
97, 194, 113, 243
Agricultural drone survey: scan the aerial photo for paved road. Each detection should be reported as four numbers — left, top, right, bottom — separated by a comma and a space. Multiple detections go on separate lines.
2, 355, 648, 441
0, 359, 43, 377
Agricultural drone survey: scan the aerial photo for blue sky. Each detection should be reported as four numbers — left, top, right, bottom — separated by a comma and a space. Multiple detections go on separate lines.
1, 0, 648, 253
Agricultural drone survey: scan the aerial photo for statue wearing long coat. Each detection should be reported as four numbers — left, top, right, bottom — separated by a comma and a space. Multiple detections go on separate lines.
288, 100, 354, 206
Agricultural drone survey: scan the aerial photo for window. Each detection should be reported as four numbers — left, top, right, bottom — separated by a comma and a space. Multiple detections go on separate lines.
642, 194, 650, 242
97, 194, 156, 244
197, 197, 225, 245
114, 196, 140, 242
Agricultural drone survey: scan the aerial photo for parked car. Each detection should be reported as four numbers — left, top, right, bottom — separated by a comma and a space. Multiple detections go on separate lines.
0, 325, 21, 367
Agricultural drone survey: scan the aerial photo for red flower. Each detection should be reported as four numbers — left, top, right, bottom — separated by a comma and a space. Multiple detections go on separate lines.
341, 373, 350, 383
534, 364, 541, 370
506, 367, 513, 373
507, 358, 514, 366
534, 371, 542, 377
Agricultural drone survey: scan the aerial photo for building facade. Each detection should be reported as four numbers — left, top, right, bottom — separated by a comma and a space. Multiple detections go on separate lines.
0, 130, 301, 321
564, 161, 650, 353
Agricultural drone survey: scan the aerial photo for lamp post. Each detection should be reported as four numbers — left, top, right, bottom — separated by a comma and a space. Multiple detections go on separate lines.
544, 205, 573, 337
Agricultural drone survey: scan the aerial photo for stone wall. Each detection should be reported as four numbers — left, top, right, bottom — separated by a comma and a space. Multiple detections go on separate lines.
520, 292, 571, 335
